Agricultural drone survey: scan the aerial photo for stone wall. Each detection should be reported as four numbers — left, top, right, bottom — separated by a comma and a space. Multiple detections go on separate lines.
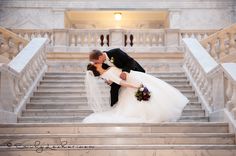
0, 0, 235, 29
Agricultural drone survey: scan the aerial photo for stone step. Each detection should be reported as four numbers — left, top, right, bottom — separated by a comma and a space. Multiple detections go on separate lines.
43, 75, 188, 80
26, 102, 201, 110
184, 103, 202, 110
37, 84, 193, 90
45, 72, 85, 76
45, 72, 186, 76
29, 96, 198, 103
0, 122, 229, 134
1, 145, 236, 156
21, 109, 205, 117
26, 103, 90, 109
33, 90, 196, 97
40, 79, 190, 84
22, 109, 93, 116
179, 116, 209, 122
17, 116, 84, 123
18, 116, 207, 123
0, 133, 234, 145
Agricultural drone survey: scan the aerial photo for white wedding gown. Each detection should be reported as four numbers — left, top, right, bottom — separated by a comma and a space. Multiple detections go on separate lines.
83, 67, 189, 123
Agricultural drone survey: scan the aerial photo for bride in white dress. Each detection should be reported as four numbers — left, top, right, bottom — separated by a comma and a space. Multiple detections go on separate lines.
83, 63, 189, 123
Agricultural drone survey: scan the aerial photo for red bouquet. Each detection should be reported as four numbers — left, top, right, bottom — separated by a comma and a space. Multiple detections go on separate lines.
135, 85, 151, 101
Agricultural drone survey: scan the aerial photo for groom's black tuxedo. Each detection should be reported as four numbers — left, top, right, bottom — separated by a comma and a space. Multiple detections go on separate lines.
104, 48, 145, 106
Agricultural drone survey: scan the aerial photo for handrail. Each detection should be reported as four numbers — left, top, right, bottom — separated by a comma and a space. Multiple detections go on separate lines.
222, 63, 236, 127
0, 38, 48, 122
183, 38, 222, 114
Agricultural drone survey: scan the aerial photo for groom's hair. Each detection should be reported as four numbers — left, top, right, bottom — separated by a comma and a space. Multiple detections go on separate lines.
87, 63, 100, 77
89, 49, 103, 61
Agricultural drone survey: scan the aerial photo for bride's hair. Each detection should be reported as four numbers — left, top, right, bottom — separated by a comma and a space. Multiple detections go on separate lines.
87, 63, 100, 76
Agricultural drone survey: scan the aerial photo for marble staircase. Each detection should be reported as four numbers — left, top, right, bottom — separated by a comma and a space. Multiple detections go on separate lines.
1, 71, 236, 155
18, 71, 208, 123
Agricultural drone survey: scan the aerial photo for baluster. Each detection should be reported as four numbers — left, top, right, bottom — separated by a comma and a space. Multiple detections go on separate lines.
126, 34, 131, 47
13, 78, 21, 105
160, 33, 165, 46
90, 32, 95, 46
132, 33, 136, 47
219, 37, 226, 56
151, 34, 157, 46
229, 84, 236, 119
77, 34, 82, 47
209, 41, 218, 60
134, 32, 139, 47
95, 34, 100, 47
229, 32, 235, 48
226, 79, 233, 110
103, 34, 108, 47
207, 80, 213, 106
139, 33, 144, 46
70, 34, 76, 46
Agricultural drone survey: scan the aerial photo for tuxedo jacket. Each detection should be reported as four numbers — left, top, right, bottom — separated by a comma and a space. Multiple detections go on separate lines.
105, 48, 145, 73
104, 48, 145, 106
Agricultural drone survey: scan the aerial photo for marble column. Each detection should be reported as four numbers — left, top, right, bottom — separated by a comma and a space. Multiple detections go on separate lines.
109, 29, 124, 48
168, 9, 181, 29
52, 8, 66, 29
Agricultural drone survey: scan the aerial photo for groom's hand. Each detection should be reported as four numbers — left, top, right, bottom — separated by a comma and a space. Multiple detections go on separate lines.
120, 72, 127, 80
105, 80, 113, 85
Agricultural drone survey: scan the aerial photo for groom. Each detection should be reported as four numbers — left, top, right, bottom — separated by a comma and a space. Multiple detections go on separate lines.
89, 48, 145, 107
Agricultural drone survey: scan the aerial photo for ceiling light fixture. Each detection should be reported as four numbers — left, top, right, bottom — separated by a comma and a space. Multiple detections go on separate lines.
114, 12, 122, 21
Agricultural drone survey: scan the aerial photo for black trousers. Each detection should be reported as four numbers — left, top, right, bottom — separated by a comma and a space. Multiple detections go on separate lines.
110, 83, 121, 107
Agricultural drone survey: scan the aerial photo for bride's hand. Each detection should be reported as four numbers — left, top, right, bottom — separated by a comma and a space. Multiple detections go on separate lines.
120, 72, 127, 80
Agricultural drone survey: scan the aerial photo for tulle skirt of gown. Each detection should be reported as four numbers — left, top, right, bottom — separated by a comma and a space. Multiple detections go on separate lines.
83, 71, 189, 123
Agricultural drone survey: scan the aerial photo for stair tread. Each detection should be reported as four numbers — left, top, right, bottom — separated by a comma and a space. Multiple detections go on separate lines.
0, 122, 228, 127
1, 144, 236, 150
1, 133, 234, 138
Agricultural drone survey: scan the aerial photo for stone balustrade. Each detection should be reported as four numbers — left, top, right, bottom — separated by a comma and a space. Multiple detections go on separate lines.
0, 27, 28, 62
9, 28, 214, 53
222, 63, 236, 120
0, 38, 48, 122
67, 29, 110, 52
201, 24, 236, 62
11, 29, 54, 46
183, 38, 224, 114
180, 29, 217, 42
10, 28, 218, 52
183, 38, 236, 129
124, 29, 165, 47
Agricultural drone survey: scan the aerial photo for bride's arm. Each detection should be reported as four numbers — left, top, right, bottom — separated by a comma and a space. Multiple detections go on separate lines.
104, 71, 140, 89
119, 80, 140, 89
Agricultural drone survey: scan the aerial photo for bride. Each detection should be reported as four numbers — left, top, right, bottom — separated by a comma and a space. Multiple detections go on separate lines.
83, 63, 189, 123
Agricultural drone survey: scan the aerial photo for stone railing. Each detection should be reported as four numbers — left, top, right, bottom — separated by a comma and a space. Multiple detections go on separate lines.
183, 38, 236, 131
0, 27, 28, 61
124, 29, 165, 47
183, 38, 224, 114
222, 63, 236, 124
200, 24, 236, 62
180, 29, 216, 42
0, 38, 48, 123
11, 29, 53, 46
11, 28, 183, 52
67, 29, 110, 51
